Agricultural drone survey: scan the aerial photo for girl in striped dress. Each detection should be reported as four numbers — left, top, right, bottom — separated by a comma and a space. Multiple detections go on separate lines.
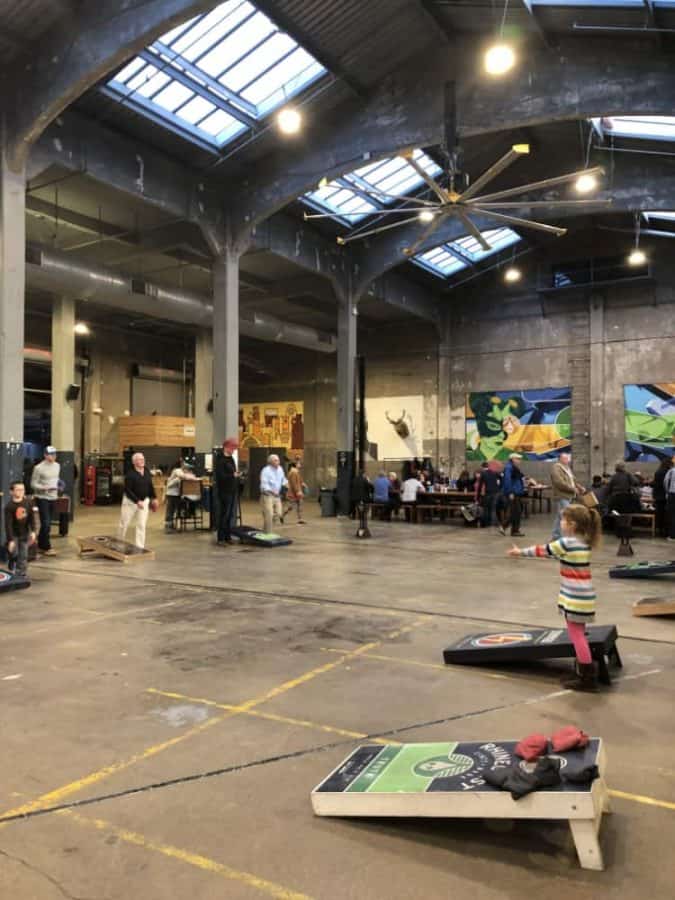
508, 504, 602, 692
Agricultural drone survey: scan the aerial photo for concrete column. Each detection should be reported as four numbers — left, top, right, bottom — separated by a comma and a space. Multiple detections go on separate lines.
212, 248, 239, 446
0, 146, 26, 543
589, 292, 606, 478
436, 311, 451, 473
51, 297, 76, 510
336, 293, 357, 515
194, 329, 213, 454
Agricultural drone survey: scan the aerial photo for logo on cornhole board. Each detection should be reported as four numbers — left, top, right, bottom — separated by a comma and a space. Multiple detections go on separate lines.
413, 753, 475, 779
0, 572, 11, 585
471, 632, 533, 648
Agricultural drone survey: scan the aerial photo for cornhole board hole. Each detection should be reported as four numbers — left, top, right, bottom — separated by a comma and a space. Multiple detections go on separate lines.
312, 739, 609, 871
632, 597, 675, 617
0, 570, 31, 593
443, 625, 621, 685
609, 560, 675, 579
231, 526, 292, 547
77, 536, 155, 563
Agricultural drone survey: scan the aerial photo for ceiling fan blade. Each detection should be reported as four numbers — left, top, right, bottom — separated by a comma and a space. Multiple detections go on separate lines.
336, 214, 424, 245
401, 213, 450, 258
456, 210, 492, 251
477, 199, 613, 209
467, 166, 605, 205
458, 145, 529, 202
471, 207, 567, 236
401, 153, 448, 203
304, 207, 441, 221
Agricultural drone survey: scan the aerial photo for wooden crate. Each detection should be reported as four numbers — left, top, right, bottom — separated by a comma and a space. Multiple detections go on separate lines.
118, 416, 196, 450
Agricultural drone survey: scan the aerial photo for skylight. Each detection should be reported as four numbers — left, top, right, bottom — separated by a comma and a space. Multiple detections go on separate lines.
414, 227, 521, 279
597, 117, 675, 141
104, 0, 326, 149
303, 150, 442, 224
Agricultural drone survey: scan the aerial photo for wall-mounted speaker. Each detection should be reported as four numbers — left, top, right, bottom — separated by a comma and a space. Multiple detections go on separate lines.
65, 384, 81, 402
207, 398, 214, 413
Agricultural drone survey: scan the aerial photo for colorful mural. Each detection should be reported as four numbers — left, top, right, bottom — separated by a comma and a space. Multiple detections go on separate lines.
624, 383, 675, 461
466, 388, 572, 462
238, 401, 304, 462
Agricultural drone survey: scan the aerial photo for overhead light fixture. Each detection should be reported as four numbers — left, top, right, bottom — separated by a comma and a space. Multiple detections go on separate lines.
575, 173, 598, 194
484, 44, 515, 76
418, 210, 435, 223
317, 176, 329, 189
277, 107, 301, 135
627, 248, 647, 266
74, 322, 90, 336
504, 266, 522, 283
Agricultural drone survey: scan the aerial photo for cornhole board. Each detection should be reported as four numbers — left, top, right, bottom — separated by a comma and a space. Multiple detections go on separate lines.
443, 625, 621, 685
312, 739, 609, 871
76, 535, 155, 563
632, 596, 675, 617
609, 560, 675, 579
231, 525, 292, 547
0, 570, 31, 593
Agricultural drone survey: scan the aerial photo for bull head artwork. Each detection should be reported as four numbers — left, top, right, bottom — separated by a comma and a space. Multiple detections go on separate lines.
385, 410, 410, 439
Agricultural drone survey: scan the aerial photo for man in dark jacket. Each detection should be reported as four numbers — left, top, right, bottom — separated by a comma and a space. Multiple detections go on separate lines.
4, 481, 36, 577
502, 453, 527, 537
215, 438, 239, 545
653, 458, 673, 538
476, 461, 501, 529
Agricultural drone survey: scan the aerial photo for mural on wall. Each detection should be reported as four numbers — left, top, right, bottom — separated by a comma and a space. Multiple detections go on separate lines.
466, 388, 572, 462
624, 383, 675, 461
364, 395, 425, 460
238, 401, 304, 462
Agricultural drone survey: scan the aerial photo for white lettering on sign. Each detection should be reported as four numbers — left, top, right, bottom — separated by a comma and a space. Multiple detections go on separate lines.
540, 630, 564, 644
183, 425, 196, 437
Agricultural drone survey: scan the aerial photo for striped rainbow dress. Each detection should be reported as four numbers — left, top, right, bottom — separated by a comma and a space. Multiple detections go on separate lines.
521, 536, 596, 623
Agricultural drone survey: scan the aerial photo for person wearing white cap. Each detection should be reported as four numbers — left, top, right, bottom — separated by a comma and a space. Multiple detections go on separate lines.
501, 452, 527, 537
31, 446, 60, 556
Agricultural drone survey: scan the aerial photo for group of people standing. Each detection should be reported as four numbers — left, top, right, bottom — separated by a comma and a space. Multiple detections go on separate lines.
473, 453, 529, 536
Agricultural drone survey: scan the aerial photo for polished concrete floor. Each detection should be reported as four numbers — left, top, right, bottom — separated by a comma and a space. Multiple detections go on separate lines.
1, 500, 674, 898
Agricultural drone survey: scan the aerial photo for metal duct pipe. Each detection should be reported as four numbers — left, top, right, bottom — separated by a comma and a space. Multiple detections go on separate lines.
132, 364, 185, 383
26, 244, 336, 353
24, 346, 89, 368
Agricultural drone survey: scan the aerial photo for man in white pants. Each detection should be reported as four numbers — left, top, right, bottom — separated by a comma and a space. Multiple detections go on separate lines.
259, 454, 287, 533
118, 452, 158, 548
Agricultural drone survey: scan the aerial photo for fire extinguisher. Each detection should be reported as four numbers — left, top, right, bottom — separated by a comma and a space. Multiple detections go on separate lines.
84, 464, 96, 506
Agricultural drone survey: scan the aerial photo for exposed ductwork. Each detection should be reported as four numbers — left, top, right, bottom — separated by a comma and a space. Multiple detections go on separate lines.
24, 346, 89, 368
26, 244, 337, 354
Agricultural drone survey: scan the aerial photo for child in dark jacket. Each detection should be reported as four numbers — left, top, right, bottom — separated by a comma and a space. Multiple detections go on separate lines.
4, 481, 37, 577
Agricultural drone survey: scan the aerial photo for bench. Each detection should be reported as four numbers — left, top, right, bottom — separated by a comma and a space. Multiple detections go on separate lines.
627, 512, 656, 538
312, 739, 610, 871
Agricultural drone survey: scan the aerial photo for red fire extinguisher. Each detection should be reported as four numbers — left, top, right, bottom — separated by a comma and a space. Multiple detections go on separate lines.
84, 464, 96, 506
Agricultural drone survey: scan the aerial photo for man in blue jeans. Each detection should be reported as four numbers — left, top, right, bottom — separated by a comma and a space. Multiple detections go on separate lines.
30, 446, 60, 556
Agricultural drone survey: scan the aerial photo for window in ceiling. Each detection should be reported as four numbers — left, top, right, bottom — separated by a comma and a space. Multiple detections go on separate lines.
413, 227, 521, 279
104, 0, 326, 149
303, 150, 442, 224
596, 117, 675, 141
529, 1, 641, 6
644, 210, 675, 221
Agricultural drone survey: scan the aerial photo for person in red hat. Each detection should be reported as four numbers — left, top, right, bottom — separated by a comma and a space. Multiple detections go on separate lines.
215, 438, 239, 545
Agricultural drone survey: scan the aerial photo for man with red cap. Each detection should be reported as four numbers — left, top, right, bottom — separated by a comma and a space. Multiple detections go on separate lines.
215, 438, 239, 545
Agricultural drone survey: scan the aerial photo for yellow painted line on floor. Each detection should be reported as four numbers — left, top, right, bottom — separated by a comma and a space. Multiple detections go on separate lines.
147, 688, 399, 746
61, 809, 314, 900
319, 647, 537, 684
609, 789, 675, 812
0, 620, 423, 824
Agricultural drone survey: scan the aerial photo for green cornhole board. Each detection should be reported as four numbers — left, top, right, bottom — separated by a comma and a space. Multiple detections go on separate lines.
312, 740, 609, 871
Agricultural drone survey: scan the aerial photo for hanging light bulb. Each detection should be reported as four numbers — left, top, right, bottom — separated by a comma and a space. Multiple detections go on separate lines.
484, 44, 515, 76
418, 210, 435, 223
504, 266, 522, 283
575, 173, 598, 194
277, 107, 302, 135
74, 322, 90, 335
627, 248, 647, 266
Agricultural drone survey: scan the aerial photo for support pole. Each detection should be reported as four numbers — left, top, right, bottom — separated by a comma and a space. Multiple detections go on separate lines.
0, 143, 26, 546
589, 292, 605, 479
51, 296, 76, 514
194, 329, 213, 454
336, 294, 357, 515
212, 248, 239, 447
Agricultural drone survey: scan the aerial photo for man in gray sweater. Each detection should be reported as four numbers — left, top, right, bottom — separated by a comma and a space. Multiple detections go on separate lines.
31, 446, 61, 556
550, 451, 586, 539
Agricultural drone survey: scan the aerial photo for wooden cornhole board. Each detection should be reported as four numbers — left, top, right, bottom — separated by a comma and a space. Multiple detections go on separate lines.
312, 739, 609, 871
632, 596, 675, 617
77, 535, 155, 563
610, 560, 675, 579
0, 570, 31, 593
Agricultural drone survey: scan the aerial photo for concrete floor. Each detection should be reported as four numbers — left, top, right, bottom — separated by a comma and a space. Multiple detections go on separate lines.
1, 500, 674, 899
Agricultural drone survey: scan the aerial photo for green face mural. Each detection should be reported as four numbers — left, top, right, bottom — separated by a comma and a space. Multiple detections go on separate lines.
468, 392, 528, 460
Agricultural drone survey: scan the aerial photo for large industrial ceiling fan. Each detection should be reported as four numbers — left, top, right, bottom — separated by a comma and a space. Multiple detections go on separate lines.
303, 83, 611, 260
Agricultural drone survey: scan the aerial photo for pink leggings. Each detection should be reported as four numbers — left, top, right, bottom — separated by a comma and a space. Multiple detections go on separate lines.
566, 620, 592, 665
